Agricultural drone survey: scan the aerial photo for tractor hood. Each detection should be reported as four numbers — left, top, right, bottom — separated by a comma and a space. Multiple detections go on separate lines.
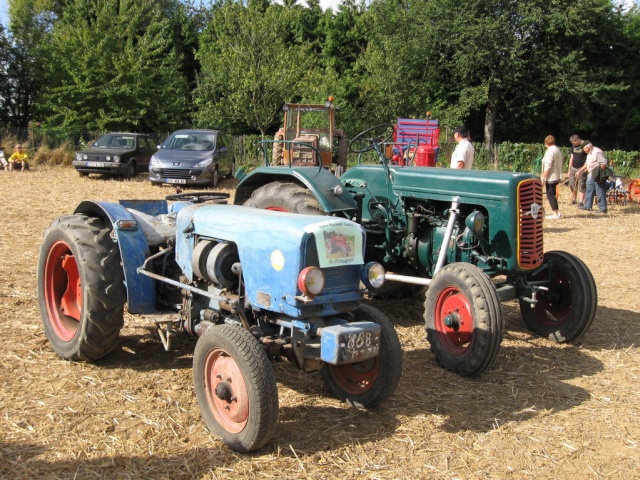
174, 204, 365, 315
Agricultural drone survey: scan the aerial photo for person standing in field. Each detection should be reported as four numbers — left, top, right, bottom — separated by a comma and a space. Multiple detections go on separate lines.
541, 135, 563, 219
450, 126, 474, 169
568, 134, 588, 207
577, 141, 609, 214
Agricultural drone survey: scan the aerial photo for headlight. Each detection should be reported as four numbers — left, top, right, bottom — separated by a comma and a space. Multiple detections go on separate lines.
113, 155, 121, 163
106, 155, 111, 161
195, 158, 213, 168
82, 154, 88, 160
150, 155, 159, 166
465, 211, 485, 235
298, 266, 325, 297
361, 262, 385, 290
76, 153, 82, 161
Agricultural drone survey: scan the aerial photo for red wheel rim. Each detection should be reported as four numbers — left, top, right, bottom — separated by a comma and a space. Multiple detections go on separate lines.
43, 241, 82, 341
327, 357, 379, 395
433, 286, 474, 354
203, 349, 250, 433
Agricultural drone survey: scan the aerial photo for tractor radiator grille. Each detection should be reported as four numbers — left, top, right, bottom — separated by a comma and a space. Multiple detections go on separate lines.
304, 236, 360, 290
517, 179, 544, 269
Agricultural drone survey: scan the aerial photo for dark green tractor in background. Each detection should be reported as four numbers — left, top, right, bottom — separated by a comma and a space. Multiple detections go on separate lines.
234, 124, 597, 376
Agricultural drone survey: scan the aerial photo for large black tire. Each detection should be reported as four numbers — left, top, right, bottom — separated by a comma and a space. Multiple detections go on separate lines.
336, 135, 349, 169
37, 214, 126, 361
193, 325, 279, 452
243, 181, 323, 214
518, 250, 597, 343
321, 304, 403, 408
272, 133, 284, 165
424, 263, 502, 376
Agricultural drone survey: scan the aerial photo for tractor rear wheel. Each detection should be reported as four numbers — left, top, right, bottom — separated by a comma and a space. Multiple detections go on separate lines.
321, 304, 402, 408
424, 263, 502, 376
38, 214, 126, 361
243, 181, 322, 214
336, 135, 349, 170
272, 133, 284, 165
194, 324, 279, 452
518, 250, 597, 343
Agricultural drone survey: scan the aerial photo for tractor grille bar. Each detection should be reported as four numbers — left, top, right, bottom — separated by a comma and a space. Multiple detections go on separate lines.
304, 236, 360, 290
517, 179, 544, 269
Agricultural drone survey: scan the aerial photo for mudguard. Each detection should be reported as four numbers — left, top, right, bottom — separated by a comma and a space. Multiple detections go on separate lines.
74, 200, 167, 314
234, 166, 358, 213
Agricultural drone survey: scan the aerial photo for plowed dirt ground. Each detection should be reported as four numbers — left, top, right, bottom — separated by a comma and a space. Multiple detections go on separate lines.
1, 167, 639, 479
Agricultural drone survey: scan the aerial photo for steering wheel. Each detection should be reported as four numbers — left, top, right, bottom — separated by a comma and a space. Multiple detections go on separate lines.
349, 124, 394, 153
164, 192, 230, 204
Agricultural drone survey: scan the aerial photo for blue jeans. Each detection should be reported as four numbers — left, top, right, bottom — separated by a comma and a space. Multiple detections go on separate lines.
584, 173, 608, 212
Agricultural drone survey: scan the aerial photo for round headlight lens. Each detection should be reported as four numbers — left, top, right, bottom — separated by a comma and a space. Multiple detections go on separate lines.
465, 211, 485, 235
362, 262, 385, 290
82, 154, 88, 160
297, 266, 325, 297
113, 155, 121, 163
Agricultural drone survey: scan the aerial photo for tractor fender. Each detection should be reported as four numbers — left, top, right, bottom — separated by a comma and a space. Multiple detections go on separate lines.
234, 166, 358, 214
74, 200, 158, 314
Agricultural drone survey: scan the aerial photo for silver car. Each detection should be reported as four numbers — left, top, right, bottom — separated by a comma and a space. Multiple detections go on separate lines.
148, 129, 234, 187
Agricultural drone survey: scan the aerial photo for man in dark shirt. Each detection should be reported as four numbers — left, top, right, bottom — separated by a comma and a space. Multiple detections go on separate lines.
568, 134, 588, 207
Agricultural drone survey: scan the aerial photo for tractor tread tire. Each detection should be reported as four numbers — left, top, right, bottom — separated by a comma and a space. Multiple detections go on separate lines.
38, 214, 126, 361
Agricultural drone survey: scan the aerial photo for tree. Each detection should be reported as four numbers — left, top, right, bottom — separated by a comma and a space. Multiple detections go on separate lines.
420, 0, 628, 153
4, 0, 55, 128
42, 0, 190, 132
194, 1, 314, 136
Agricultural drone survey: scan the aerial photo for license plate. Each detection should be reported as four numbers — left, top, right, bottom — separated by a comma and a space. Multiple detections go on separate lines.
167, 178, 186, 184
320, 321, 381, 365
86, 162, 104, 167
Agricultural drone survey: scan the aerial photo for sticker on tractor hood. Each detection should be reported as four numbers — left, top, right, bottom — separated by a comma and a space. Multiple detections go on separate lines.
305, 221, 363, 268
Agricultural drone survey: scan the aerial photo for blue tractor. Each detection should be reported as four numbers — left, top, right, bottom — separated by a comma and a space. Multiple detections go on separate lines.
37, 192, 402, 452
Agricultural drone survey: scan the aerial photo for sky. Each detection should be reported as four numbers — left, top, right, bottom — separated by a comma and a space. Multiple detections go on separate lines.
1, 0, 638, 31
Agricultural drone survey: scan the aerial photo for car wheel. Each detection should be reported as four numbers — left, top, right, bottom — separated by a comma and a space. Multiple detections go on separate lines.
123, 163, 136, 180
211, 167, 219, 188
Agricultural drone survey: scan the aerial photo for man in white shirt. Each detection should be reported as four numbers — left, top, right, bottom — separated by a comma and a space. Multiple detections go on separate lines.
450, 125, 474, 169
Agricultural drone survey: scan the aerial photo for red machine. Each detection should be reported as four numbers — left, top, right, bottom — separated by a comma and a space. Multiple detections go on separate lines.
387, 114, 440, 167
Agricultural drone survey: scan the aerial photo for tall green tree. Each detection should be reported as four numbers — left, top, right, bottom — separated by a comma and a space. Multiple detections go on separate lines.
43, 0, 190, 132
5, 0, 55, 127
421, 0, 628, 152
194, 0, 314, 136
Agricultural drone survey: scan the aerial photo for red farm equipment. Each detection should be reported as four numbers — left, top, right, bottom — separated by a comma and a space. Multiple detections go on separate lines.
387, 113, 440, 167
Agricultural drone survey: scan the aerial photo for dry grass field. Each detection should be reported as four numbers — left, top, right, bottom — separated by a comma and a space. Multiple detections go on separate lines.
1, 166, 639, 479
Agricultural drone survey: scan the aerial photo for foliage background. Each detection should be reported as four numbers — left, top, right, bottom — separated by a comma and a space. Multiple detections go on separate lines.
1, 0, 640, 167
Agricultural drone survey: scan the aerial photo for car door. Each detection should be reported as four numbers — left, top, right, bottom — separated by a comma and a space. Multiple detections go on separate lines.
136, 136, 153, 172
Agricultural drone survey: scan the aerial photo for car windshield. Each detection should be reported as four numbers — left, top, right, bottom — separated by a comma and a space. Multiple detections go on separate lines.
93, 134, 135, 149
163, 132, 215, 151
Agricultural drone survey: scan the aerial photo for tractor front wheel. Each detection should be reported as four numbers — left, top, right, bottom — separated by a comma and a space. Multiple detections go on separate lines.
321, 305, 402, 408
518, 250, 597, 343
37, 214, 126, 361
193, 325, 279, 452
243, 181, 323, 214
424, 263, 502, 376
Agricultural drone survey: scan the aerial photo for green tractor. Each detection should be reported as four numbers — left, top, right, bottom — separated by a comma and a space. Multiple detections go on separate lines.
271, 97, 349, 176
235, 124, 597, 376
